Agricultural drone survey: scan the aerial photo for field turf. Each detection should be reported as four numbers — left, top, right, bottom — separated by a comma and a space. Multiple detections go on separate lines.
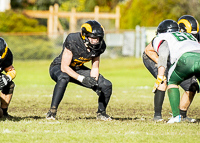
0, 57, 200, 143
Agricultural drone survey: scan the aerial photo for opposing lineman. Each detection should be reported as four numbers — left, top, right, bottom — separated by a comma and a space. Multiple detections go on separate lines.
152, 20, 200, 123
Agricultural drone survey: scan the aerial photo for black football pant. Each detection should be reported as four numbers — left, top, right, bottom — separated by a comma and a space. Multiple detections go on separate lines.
49, 64, 112, 112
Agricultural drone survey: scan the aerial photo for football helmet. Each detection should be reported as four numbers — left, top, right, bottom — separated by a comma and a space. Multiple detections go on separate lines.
156, 20, 179, 35
81, 20, 104, 50
178, 15, 199, 40
0, 37, 8, 61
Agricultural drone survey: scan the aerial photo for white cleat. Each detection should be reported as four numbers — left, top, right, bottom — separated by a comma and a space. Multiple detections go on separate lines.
167, 115, 181, 123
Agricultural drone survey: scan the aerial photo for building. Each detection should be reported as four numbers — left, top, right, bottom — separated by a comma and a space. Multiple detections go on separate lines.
0, 0, 11, 12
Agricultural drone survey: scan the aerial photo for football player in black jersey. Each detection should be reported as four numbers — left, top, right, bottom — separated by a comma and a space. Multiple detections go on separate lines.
46, 20, 112, 121
0, 37, 16, 118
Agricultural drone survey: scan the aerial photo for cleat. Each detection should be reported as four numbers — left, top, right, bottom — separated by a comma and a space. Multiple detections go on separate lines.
46, 109, 57, 120
96, 111, 112, 121
167, 115, 181, 123
153, 115, 163, 122
182, 117, 196, 123
3, 113, 13, 119
2, 111, 13, 119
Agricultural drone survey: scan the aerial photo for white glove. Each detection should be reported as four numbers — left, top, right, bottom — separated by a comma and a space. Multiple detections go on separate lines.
152, 75, 166, 93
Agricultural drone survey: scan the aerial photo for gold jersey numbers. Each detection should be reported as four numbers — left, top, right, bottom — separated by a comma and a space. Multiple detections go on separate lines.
70, 57, 91, 67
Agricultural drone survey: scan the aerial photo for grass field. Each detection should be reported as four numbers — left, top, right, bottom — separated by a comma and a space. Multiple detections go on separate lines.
1, 57, 200, 143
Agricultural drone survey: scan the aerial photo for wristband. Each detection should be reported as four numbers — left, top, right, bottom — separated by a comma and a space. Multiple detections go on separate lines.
77, 75, 85, 82
6, 69, 16, 80
6, 75, 12, 81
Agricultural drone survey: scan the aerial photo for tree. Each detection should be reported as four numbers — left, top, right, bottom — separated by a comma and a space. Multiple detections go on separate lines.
120, 0, 200, 29
0, 10, 46, 32
11, 0, 68, 10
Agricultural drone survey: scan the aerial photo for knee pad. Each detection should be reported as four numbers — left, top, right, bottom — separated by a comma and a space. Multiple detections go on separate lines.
2, 81, 15, 94
98, 75, 112, 97
181, 77, 199, 93
58, 72, 70, 82
189, 82, 199, 93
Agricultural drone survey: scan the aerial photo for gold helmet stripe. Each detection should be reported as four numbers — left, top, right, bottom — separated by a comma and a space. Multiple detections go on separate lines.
196, 20, 199, 32
81, 23, 92, 40
1, 46, 8, 59
81, 23, 92, 32
101, 25, 105, 32
178, 19, 192, 33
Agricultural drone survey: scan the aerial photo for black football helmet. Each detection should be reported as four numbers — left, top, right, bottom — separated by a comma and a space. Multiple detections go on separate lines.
81, 20, 104, 50
178, 15, 199, 40
156, 20, 179, 35
0, 37, 8, 61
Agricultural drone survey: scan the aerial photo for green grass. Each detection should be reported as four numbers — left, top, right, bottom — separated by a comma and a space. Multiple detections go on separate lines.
1, 57, 200, 143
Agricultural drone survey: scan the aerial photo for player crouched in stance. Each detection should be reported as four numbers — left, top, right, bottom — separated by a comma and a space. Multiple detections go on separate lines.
143, 15, 199, 123
0, 37, 16, 118
46, 20, 112, 121
152, 19, 200, 123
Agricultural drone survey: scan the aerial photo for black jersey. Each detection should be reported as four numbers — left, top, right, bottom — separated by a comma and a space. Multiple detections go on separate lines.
52, 32, 106, 68
0, 48, 13, 72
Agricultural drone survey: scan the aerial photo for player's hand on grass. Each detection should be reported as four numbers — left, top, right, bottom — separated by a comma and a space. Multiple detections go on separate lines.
152, 75, 166, 93
0, 74, 10, 88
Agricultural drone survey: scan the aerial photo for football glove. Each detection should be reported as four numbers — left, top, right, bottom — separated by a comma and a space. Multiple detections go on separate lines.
0, 74, 11, 89
81, 76, 98, 88
152, 75, 166, 93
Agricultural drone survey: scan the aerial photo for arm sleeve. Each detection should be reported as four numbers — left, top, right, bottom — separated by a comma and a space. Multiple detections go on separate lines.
157, 41, 169, 69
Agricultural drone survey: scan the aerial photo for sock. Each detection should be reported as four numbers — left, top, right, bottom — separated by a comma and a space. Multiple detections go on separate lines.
2, 108, 8, 115
154, 90, 165, 116
50, 107, 57, 114
97, 108, 105, 113
180, 109, 187, 118
168, 88, 180, 117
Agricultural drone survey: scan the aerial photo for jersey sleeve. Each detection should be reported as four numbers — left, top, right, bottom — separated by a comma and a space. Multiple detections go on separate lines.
157, 41, 169, 69
64, 34, 74, 51
152, 36, 165, 53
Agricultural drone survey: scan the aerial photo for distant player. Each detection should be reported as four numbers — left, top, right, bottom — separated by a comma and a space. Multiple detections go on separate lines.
0, 37, 16, 118
46, 20, 112, 121
152, 19, 200, 123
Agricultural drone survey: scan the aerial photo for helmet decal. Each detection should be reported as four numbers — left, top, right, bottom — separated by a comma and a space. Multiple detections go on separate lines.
196, 20, 199, 33
81, 23, 92, 40
178, 15, 199, 34
0, 37, 8, 60
178, 19, 192, 33
0, 46, 8, 59
81, 23, 92, 33
101, 25, 105, 32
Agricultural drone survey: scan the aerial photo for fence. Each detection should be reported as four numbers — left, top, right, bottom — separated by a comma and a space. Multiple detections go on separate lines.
23, 3, 120, 35
103, 26, 156, 58
0, 26, 156, 60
